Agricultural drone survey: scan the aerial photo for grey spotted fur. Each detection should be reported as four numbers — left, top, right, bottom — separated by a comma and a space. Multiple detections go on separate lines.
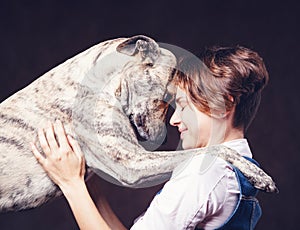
0, 35, 277, 212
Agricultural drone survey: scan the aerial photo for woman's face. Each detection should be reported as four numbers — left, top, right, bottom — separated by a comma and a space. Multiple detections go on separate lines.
170, 87, 225, 150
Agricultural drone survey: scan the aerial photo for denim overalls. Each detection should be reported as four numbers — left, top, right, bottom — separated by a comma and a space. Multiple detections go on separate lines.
198, 157, 262, 230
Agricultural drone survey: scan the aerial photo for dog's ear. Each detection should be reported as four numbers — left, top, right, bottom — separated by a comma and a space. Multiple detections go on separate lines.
116, 35, 160, 64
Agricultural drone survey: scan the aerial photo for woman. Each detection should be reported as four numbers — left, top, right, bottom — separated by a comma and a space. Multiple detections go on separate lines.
31, 45, 269, 229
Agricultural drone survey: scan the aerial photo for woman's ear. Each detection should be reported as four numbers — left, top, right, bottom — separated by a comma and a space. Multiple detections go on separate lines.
219, 95, 235, 118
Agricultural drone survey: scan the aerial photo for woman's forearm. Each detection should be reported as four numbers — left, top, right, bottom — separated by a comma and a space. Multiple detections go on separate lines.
61, 180, 112, 230
86, 175, 127, 230
31, 121, 127, 230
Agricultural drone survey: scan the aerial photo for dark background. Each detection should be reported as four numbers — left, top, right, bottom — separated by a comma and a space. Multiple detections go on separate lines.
0, 0, 299, 229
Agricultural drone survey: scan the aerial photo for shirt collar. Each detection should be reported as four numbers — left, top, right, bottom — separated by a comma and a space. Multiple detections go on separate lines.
221, 138, 253, 158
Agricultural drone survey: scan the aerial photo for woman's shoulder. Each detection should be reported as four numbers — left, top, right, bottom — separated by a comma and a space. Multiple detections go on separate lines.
171, 153, 236, 186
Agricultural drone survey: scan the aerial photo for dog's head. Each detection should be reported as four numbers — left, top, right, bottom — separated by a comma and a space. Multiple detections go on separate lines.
115, 35, 176, 142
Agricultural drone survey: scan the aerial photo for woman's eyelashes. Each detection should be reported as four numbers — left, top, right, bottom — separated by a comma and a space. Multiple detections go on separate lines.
176, 103, 187, 112
175, 98, 188, 112
180, 101, 188, 112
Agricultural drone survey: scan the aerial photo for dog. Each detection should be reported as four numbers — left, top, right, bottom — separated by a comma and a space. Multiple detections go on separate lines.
0, 35, 277, 212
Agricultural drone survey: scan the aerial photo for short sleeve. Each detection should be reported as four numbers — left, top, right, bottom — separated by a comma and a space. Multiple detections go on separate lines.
131, 174, 202, 230
131, 155, 238, 230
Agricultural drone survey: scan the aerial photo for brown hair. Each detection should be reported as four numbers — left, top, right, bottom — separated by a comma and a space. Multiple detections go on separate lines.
174, 46, 269, 131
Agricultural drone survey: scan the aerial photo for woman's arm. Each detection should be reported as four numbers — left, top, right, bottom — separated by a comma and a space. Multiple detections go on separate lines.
31, 120, 126, 230
58, 177, 112, 230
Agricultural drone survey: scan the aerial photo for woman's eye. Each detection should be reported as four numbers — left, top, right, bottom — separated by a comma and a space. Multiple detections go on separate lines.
180, 106, 186, 111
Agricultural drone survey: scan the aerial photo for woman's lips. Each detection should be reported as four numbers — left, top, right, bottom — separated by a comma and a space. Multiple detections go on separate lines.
179, 129, 188, 139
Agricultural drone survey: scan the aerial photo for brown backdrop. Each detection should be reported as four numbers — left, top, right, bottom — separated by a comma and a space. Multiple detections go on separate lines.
0, 0, 299, 229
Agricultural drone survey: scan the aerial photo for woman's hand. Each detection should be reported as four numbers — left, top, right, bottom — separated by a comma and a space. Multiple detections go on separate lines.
31, 120, 121, 230
31, 120, 86, 191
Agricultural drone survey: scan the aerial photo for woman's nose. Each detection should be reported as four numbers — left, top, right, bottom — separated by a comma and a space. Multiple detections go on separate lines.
169, 109, 181, 127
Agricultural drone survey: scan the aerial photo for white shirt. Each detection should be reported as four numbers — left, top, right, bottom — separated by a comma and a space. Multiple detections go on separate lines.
131, 139, 253, 230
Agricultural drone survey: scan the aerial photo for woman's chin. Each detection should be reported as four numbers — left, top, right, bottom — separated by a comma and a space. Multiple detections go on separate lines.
181, 141, 195, 150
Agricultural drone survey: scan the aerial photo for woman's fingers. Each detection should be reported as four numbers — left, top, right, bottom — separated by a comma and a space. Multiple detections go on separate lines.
31, 121, 87, 187
67, 135, 83, 159
53, 120, 71, 152
37, 120, 73, 157
67, 135, 86, 176
30, 142, 45, 165
45, 121, 59, 152
38, 128, 51, 156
